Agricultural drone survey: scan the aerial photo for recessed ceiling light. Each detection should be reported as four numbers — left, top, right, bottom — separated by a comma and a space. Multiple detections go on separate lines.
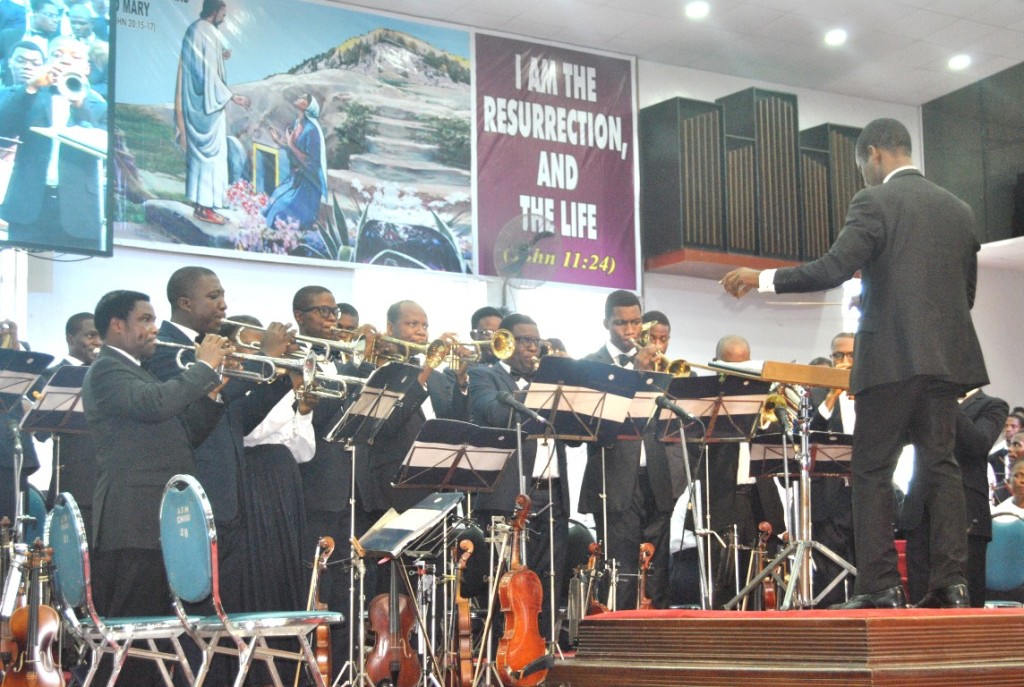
824, 29, 847, 47
685, 1, 710, 20
948, 54, 971, 70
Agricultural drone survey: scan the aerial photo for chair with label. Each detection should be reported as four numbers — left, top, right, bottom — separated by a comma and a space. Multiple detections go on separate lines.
158, 473, 343, 687
46, 491, 195, 687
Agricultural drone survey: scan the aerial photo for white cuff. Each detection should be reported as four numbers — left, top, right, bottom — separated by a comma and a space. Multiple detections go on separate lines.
758, 269, 778, 293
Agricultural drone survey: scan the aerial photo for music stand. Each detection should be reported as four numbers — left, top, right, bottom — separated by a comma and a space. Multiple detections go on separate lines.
324, 362, 421, 445
0, 349, 54, 542
621, 371, 672, 438
723, 367, 857, 610
393, 419, 516, 495
519, 356, 640, 443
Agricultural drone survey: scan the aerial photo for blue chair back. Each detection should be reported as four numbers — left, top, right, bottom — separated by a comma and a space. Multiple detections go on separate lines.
986, 513, 1024, 592
159, 475, 215, 605
24, 485, 48, 545
46, 492, 89, 609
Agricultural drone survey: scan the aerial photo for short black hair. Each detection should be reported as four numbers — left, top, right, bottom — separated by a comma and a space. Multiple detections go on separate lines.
831, 332, 856, 349
65, 312, 95, 337
167, 266, 216, 308
31, 0, 58, 12
9, 41, 45, 60
200, 0, 226, 19
338, 302, 358, 320
1010, 411, 1024, 427
94, 291, 149, 337
293, 285, 331, 312
604, 289, 641, 319
387, 300, 417, 326
471, 306, 504, 330
855, 118, 912, 160
809, 356, 833, 367
643, 310, 670, 328
499, 313, 536, 332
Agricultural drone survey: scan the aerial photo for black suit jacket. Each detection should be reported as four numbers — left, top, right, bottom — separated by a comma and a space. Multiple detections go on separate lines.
82, 346, 223, 552
578, 346, 686, 514
900, 390, 1008, 539
467, 362, 570, 512
0, 84, 106, 240
354, 364, 468, 513
773, 170, 988, 395
146, 321, 291, 524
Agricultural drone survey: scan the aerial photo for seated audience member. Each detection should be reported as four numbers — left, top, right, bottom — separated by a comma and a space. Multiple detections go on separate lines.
987, 458, 1024, 603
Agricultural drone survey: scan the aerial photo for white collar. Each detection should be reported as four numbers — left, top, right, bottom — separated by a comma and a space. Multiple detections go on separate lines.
883, 165, 918, 184
105, 345, 140, 367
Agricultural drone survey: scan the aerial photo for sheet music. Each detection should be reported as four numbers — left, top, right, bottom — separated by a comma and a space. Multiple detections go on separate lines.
358, 492, 463, 557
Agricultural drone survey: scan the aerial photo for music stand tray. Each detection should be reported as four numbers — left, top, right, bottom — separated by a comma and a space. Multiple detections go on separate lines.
521, 356, 640, 443
358, 492, 464, 558
660, 374, 771, 443
393, 419, 517, 494
20, 365, 89, 434
325, 361, 421, 445
0, 349, 54, 414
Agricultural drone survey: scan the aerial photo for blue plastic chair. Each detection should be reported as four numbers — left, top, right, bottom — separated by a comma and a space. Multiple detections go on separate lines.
24, 484, 48, 544
985, 512, 1024, 605
159, 474, 343, 687
46, 492, 195, 687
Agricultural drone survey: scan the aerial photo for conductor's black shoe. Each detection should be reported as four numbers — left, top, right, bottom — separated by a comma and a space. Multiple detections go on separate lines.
828, 585, 907, 609
914, 583, 970, 609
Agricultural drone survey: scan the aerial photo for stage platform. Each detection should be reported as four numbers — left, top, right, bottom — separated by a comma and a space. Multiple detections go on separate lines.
547, 607, 1024, 686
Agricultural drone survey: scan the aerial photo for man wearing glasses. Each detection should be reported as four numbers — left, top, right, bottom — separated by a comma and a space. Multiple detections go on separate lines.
0, 0, 61, 86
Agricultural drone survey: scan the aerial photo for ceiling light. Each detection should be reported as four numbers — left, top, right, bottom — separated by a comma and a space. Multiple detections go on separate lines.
685, 1, 710, 20
824, 29, 847, 47
948, 54, 971, 70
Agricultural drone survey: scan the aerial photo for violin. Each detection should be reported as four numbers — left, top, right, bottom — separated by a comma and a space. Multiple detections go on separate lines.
756, 522, 777, 611
1, 518, 15, 670
365, 560, 419, 687
637, 542, 655, 611
495, 495, 548, 687
294, 537, 335, 687
582, 543, 608, 616
3, 540, 63, 687
445, 540, 474, 687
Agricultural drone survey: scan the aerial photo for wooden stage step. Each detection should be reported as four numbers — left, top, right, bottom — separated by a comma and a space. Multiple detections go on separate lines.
547, 608, 1024, 686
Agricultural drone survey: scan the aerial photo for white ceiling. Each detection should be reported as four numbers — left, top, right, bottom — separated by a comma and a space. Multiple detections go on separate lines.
335, 0, 1024, 106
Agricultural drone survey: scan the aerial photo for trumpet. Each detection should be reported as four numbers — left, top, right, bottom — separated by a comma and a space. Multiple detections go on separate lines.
443, 328, 516, 366
758, 383, 805, 430
222, 318, 367, 364
652, 356, 691, 377
154, 341, 348, 396
57, 71, 89, 101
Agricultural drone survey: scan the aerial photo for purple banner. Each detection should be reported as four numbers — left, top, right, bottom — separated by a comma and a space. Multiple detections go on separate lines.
475, 33, 638, 290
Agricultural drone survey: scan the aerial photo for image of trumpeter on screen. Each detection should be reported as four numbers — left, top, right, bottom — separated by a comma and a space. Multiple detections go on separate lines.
0, 1, 110, 256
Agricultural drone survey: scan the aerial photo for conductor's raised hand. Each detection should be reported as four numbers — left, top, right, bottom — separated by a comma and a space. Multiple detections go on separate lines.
720, 268, 762, 298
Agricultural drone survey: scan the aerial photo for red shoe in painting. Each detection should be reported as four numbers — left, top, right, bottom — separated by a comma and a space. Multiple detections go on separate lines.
193, 206, 228, 225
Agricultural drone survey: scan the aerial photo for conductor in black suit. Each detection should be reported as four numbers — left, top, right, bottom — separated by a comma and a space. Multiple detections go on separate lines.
0, 36, 107, 254
901, 389, 1008, 607
468, 313, 570, 638
722, 118, 990, 609
579, 291, 686, 609
82, 290, 228, 685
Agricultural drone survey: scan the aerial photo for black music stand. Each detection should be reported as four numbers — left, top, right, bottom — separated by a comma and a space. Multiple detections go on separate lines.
656, 373, 771, 609
0, 349, 54, 542
621, 371, 672, 439
21, 365, 89, 512
748, 431, 852, 479
393, 419, 516, 495
324, 361, 421, 445
519, 356, 640, 443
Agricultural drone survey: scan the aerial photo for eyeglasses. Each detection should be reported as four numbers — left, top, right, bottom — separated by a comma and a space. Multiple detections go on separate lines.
514, 336, 542, 348
300, 305, 340, 319
831, 351, 854, 362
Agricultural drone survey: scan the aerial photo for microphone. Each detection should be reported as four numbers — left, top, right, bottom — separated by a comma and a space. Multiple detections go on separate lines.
497, 391, 549, 426
655, 394, 697, 422
774, 406, 791, 434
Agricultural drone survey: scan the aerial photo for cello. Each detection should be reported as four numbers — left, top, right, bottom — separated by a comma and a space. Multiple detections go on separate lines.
495, 495, 548, 687
445, 539, 474, 687
3, 540, 63, 687
365, 559, 420, 687
637, 543, 655, 610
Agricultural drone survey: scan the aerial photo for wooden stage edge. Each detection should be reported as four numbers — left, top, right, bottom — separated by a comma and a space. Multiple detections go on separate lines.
547, 607, 1024, 686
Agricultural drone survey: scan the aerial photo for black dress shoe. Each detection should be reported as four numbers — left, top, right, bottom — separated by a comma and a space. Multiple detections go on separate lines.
914, 583, 970, 608
828, 585, 907, 609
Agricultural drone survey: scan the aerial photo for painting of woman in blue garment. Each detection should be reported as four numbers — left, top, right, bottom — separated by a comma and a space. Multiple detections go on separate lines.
263, 93, 328, 230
